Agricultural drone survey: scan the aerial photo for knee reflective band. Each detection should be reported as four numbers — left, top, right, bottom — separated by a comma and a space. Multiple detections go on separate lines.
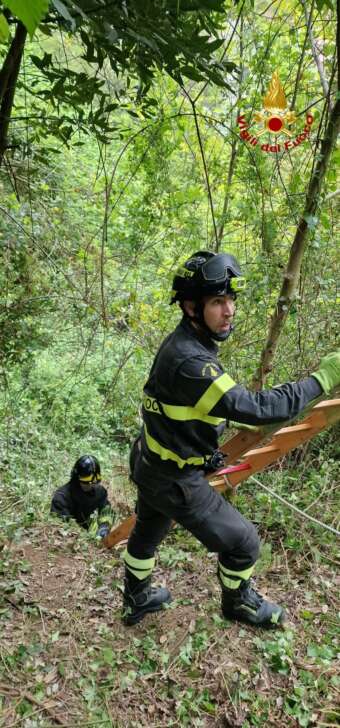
218, 562, 255, 590
123, 548, 155, 580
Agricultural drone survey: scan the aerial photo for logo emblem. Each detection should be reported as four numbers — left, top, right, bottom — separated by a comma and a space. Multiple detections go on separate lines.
253, 71, 296, 137
202, 363, 219, 378
237, 71, 313, 154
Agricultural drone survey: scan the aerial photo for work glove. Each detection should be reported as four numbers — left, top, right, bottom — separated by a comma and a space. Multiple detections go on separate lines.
228, 421, 260, 432
311, 351, 340, 395
96, 523, 110, 539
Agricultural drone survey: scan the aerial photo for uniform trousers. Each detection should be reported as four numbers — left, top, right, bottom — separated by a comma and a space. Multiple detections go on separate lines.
127, 444, 260, 573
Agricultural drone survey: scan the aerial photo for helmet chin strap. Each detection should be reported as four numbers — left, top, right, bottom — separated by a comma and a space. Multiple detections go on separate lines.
210, 324, 234, 342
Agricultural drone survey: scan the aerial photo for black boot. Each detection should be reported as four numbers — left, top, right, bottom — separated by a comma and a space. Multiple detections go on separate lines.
222, 579, 285, 628
122, 572, 171, 626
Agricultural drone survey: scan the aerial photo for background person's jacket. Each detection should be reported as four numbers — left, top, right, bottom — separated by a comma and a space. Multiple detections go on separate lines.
138, 316, 322, 475
51, 480, 113, 530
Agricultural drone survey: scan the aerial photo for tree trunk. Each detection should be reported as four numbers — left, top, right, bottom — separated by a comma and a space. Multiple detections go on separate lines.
251, 96, 340, 390
0, 21, 27, 167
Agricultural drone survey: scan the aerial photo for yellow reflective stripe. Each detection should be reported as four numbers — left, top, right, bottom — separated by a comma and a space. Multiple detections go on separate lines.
144, 425, 206, 469
125, 566, 153, 580
219, 574, 241, 589
123, 548, 155, 571
195, 373, 236, 414
218, 563, 255, 581
143, 394, 224, 425
161, 402, 224, 425
123, 548, 155, 579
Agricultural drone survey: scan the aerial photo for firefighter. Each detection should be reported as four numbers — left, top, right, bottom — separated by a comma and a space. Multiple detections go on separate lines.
122, 250, 340, 627
51, 455, 114, 538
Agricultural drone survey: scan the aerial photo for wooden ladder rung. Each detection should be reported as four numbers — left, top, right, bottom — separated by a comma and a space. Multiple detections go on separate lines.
313, 399, 340, 426
314, 399, 340, 410
271, 423, 319, 452
275, 423, 314, 436
242, 445, 281, 469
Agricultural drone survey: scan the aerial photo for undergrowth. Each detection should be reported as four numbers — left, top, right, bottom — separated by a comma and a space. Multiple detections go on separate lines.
0, 412, 339, 726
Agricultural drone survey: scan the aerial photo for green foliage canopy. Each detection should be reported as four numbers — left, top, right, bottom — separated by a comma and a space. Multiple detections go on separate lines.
0, 0, 238, 143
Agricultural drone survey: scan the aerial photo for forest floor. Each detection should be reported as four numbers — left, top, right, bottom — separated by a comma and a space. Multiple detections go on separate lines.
0, 475, 339, 728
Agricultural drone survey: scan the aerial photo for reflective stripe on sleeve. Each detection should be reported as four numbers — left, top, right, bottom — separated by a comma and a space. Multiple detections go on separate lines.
98, 505, 114, 527
161, 402, 224, 425
195, 372, 236, 414
88, 517, 99, 536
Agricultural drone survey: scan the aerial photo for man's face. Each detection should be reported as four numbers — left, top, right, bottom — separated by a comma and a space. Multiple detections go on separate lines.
202, 294, 235, 336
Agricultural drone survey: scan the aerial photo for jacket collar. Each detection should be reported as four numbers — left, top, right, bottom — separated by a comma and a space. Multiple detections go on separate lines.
179, 315, 218, 353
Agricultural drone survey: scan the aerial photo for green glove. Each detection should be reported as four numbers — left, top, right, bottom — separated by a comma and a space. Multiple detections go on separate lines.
311, 351, 340, 394
229, 421, 260, 432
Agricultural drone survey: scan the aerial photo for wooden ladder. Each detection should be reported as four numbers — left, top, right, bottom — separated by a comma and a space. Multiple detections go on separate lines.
210, 398, 340, 492
103, 397, 340, 549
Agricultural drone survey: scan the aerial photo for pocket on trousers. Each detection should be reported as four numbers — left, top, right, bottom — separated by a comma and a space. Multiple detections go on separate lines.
175, 477, 215, 517
170, 481, 191, 507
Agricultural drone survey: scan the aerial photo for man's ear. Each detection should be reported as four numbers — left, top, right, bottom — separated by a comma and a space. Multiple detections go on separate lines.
182, 300, 196, 318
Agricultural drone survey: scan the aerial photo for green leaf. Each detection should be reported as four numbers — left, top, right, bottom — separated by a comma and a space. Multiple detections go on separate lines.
3, 0, 49, 37
51, 0, 75, 30
30, 52, 53, 70
315, 0, 335, 10
180, 64, 206, 82
0, 13, 9, 42
300, 609, 314, 620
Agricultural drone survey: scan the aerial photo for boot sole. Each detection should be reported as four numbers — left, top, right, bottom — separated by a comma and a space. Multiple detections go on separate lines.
222, 608, 285, 629
123, 596, 172, 626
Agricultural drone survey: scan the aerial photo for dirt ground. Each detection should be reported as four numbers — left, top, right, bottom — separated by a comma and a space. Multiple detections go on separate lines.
0, 515, 339, 728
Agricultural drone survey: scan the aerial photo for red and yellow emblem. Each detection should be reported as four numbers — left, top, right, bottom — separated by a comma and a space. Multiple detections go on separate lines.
237, 70, 314, 154
253, 71, 296, 137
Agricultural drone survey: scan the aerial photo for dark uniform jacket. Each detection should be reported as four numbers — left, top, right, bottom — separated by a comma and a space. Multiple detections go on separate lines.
50, 480, 112, 529
138, 316, 322, 476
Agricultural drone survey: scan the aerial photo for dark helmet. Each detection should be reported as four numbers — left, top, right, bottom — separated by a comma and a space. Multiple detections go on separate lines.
71, 455, 101, 484
170, 250, 245, 304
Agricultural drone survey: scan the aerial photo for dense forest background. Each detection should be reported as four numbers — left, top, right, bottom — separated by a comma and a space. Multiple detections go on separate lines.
1, 0, 338, 503
0, 1, 339, 726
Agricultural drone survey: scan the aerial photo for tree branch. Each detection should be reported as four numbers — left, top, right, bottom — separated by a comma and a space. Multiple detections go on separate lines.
301, 0, 330, 103
183, 90, 218, 248
0, 21, 27, 167
252, 96, 340, 389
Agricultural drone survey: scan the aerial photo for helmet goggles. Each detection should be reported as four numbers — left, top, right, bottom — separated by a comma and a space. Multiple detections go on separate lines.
78, 472, 101, 492
171, 250, 246, 304
79, 474, 101, 483
199, 253, 244, 286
